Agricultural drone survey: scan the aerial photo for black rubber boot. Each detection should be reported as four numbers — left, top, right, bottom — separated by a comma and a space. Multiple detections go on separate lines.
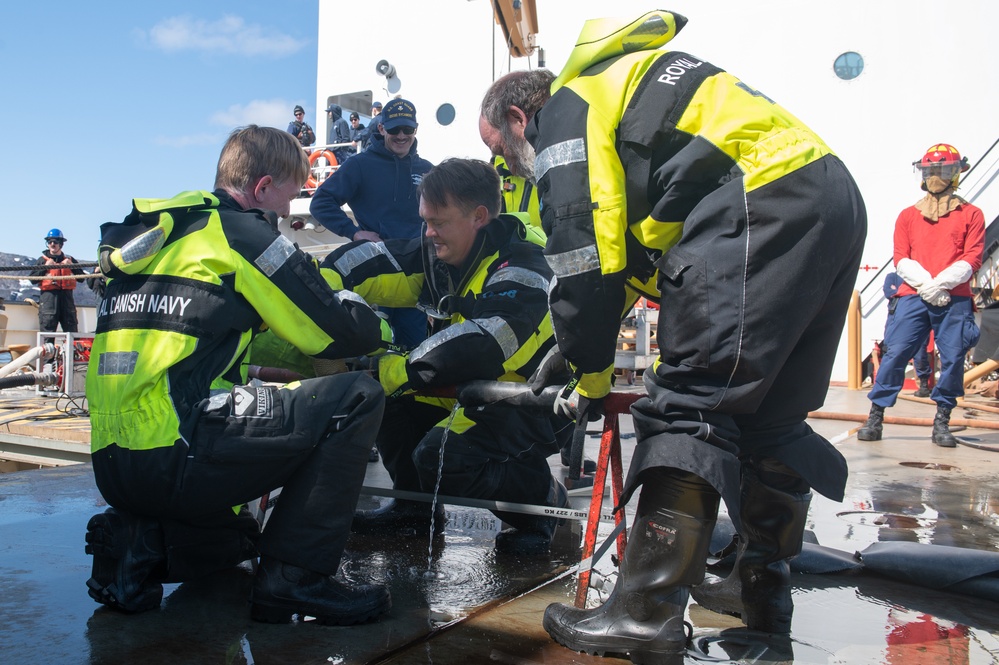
85, 508, 167, 614
913, 378, 931, 398
351, 499, 446, 536
543, 470, 720, 664
692, 462, 811, 634
856, 404, 885, 441
250, 557, 391, 625
931, 405, 957, 447
495, 478, 569, 555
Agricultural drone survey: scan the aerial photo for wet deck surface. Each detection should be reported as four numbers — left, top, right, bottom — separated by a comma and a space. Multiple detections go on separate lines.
2, 384, 999, 664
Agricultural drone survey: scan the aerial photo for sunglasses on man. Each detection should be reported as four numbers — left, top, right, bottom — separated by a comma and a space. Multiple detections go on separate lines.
385, 126, 416, 136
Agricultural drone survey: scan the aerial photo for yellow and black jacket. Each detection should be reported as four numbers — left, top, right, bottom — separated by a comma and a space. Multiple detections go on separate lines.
493, 154, 541, 229
528, 10, 834, 399
322, 214, 553, 391
88, 190, 387, 454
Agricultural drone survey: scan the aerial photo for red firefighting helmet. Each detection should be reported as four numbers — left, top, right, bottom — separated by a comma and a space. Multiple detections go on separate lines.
913, 143, 969, 177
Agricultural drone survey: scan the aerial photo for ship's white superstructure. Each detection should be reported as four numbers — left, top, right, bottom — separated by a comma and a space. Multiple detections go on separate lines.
288, 0, 999, 381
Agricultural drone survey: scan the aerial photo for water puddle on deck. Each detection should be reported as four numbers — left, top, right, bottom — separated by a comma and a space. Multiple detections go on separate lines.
9, 415, 999, 664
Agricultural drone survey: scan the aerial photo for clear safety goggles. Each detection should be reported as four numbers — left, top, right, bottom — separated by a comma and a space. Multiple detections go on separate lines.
916, 163, 961, 181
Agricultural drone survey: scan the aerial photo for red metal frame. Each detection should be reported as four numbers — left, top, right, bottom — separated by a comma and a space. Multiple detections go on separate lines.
574, 391, 642, 608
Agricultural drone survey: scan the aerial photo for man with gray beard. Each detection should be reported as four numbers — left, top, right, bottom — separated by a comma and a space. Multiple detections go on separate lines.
480, 10, 866, 663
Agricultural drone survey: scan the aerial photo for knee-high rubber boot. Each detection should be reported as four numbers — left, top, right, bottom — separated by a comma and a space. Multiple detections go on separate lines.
691, 462, 811, 634
856, 404, 884, 441
85, 508, 167, 613
543, 470, 720, 665
931, 405, 957, 447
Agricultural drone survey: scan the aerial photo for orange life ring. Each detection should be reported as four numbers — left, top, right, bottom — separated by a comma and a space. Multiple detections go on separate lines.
305, 150, 339, 192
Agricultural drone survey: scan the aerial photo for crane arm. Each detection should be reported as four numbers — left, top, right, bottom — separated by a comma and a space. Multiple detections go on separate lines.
491, 0, 538, 58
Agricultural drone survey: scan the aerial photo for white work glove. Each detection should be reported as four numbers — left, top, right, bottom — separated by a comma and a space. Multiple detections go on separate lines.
553, 384, 582, 419
896, 258, 933, 290
932, 260, 974, 291
553, 380, 605, 422
918, 282, 951, 307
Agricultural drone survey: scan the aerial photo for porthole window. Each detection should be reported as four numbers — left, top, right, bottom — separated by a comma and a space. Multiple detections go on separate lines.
436, 103, 456, 126
833, 51, 864, 80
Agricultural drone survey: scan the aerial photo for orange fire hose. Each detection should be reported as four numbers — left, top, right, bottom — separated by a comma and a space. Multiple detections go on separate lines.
899, 393, 999, 415
808, 410, 999, 430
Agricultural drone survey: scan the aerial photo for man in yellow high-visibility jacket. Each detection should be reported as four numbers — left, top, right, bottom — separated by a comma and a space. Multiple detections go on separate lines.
85, 125, 393, 626
481, 11, 867, 661
322, 158, 571, 555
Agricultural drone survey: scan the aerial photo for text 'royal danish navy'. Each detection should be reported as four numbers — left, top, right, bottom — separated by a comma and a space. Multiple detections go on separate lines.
658, 58, 703, 85
99, 293, 192, 317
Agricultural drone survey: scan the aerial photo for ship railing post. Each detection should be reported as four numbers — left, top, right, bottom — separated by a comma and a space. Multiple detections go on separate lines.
848, 289, 862, 390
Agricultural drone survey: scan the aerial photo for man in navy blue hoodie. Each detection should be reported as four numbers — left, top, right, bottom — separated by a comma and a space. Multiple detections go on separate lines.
310, 98, 434, 348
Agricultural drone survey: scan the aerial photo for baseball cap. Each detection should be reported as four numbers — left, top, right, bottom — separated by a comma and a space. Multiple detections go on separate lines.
349, 112, 359, 120
293, 105, 305, 114
372, 101, 383, 110
380, 99, 417, 131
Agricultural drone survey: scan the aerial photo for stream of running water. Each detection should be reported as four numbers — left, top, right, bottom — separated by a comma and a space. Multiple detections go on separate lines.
425, 401, 460, 576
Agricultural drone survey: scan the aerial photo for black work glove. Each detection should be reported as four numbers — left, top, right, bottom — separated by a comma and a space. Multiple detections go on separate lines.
577, 395, 605, 422
529, 347, 573, 395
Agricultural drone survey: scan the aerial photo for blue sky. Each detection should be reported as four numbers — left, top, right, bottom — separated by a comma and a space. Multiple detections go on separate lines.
0, 1, 319, 259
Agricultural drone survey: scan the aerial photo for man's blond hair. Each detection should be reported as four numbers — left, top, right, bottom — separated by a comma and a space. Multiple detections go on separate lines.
214, 125, 309, 193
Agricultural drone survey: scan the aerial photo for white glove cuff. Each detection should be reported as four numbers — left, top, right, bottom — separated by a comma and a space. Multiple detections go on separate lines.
933, 260, 974, 291
896, 258, 933, 289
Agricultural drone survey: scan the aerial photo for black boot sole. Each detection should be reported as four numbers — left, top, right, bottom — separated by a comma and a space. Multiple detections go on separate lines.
543, 607, 686, 665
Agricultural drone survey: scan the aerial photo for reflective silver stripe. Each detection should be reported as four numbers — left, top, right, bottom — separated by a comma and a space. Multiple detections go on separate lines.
97, 351, 138, 376
486, 266, 549, 292
255, 235, 297, 277
535, 138, 586, 181
409, 316, 519, 362
333, 289, 369, 307
474, 316, 519, 360
545, 244, 600, 278
332, 241, 401, 279
120, 227, 165, 264
410, 321, 481, 362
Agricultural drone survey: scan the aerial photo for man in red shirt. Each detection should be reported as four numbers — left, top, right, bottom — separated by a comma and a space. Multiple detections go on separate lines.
859, 144, 985, 446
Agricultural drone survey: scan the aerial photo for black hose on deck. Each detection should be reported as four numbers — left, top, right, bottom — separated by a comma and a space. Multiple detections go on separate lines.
0, 372, 59, 391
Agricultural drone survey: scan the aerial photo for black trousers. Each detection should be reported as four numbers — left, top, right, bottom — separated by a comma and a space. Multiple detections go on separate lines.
92, 372, 384, 577
39, 289, 78, 333
377, 397, 561, 531
628, 156, 867, 528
